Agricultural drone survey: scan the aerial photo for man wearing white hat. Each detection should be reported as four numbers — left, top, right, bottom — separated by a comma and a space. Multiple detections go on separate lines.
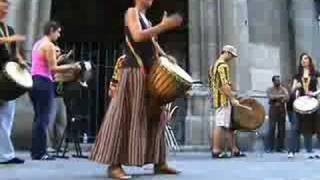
208, 45, 245, 158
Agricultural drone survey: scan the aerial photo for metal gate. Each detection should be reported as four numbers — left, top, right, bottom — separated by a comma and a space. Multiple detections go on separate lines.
59, 41, 122, 142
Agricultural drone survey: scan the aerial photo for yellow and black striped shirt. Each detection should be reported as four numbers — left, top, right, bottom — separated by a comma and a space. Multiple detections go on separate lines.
208, 58, 231, 109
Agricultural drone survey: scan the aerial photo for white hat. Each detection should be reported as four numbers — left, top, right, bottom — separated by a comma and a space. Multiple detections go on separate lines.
223, 45, 238, 57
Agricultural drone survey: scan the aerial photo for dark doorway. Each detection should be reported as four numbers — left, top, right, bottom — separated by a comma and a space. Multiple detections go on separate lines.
51, 0, 188, 144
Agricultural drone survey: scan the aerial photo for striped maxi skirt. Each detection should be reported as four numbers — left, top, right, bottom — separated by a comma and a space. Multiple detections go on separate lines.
90, 67, 167, 166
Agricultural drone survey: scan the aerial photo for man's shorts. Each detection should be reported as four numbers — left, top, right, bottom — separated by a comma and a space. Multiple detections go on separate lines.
215, 101, 231, 128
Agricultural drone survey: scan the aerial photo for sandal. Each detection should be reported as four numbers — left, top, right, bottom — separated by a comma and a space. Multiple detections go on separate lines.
211, 152, 230, 159
107, 166, 131, 179
154, 164, 181, 175
232, 151, 246, 158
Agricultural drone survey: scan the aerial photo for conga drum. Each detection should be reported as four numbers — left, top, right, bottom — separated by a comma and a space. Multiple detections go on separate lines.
0, 61, 33, 101
232, 98, 266, 131
148, 56, 193, 105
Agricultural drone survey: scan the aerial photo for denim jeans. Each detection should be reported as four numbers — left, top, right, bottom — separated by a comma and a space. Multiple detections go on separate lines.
289, 111, 313, 153
287, 111, 300, 153
0, 100, 16, 162
30, 76, 55, 158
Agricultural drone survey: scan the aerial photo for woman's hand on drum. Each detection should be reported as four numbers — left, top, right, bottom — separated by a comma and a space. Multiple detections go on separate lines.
18, 60, 28, 69
160, 11, 183, 31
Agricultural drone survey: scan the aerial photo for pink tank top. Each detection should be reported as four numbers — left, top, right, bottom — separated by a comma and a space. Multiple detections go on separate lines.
31, 40, 53, 81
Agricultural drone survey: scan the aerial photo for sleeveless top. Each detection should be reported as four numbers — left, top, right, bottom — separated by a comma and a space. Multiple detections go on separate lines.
0, 23, 17, 68
123, 11, 156, 70
294, 74, 317, 96
31, 39, 53, 81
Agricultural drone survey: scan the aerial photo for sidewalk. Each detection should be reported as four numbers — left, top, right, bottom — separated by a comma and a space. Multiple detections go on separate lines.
1, 151, 320, 180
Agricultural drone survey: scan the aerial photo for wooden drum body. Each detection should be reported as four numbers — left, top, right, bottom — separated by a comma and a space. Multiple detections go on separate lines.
232, 98, 266, 131
148, 56, 193, 105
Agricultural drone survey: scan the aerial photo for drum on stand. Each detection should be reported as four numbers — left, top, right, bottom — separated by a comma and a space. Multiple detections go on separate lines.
54, 61, 93, 96
147, 56, 193, 105
54, 61, 93, 83
0, 61, 33, 101
232, 98, 266, 131
293, 95, 319, 114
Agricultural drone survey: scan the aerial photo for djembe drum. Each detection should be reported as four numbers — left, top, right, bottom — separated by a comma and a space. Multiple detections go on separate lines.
232, 98, 266, 131
0, 61, 33, 101
293, 95, 319, 114
147, 56, 193, 105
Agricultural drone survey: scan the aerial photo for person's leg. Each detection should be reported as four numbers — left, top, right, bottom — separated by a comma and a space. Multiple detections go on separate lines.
31, 77, 55, 160
277, 114, 286, 152
53, 97, 67, 150
0, 101, 23, 164
267, 113, 276, 152
47, 98, 58, 151
303, 133, 313, 153
288, 112, 298, 154
212, 127, 223, 153
212, 103, 232, 158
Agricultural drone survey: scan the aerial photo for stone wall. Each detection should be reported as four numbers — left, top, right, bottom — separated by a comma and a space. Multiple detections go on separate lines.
185, 0, 295, 150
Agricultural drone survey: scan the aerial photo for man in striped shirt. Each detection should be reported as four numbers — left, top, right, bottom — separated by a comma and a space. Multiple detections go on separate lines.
209, 45, 244, 158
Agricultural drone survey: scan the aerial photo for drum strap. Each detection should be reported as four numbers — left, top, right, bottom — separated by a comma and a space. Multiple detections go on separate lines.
0, 23, 11, 55
125, 35, 145, 75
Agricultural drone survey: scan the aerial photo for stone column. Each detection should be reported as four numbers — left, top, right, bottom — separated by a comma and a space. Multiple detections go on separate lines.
188, 0, 201, 82
24, 0, 40, 60
185, 0, 218, 147
37, 0, 52, 37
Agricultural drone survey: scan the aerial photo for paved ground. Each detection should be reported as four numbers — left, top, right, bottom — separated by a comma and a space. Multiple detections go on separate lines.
1, 151, 320, 180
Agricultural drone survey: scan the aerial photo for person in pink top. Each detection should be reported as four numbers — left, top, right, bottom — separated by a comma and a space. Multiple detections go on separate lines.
30, 21, 80, 160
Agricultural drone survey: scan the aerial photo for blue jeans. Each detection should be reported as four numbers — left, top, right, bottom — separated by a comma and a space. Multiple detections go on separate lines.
0, 100, 16, 162
30, 76, 55, 158
289, 112, 313, 153
288, 111, 300, 153
303, 134, 313, 153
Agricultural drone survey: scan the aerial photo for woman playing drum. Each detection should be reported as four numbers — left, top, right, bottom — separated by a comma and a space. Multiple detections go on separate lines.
30, 21, 80, 160
90, 0, 183, 179
291, 53, 319, 158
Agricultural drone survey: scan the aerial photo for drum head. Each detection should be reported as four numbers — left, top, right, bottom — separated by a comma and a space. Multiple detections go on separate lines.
232, 98, 266, 131
159, 56, 193, 83
83, 61, 93, 80
5, 62, 32, 88
293, 96, 319, 114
